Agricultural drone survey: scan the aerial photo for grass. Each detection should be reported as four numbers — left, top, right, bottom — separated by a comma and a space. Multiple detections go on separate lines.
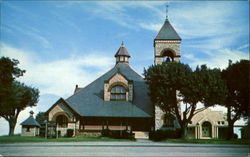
161, 138, 249, 145
0, 135, 248, 145
0, 135, 133, 143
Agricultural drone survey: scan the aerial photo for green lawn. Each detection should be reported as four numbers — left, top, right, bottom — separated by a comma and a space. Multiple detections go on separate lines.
0, 135, 133, 143
161, 139, 249, 145
0, 135, 248, 145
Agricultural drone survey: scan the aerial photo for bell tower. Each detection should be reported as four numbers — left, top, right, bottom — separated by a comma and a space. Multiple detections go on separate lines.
154, 6, 182, 131
154, 6, 181, 65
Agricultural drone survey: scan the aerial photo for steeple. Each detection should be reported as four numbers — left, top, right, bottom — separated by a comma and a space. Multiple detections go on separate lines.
115, 42, 130, 64
154, 6, 181, 65
154, 19, 181, 40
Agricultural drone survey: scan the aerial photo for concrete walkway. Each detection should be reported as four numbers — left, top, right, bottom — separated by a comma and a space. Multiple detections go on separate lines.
0, 142, 248, 157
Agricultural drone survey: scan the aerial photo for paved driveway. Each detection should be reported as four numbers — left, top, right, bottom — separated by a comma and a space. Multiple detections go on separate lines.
0, 142, 248, 157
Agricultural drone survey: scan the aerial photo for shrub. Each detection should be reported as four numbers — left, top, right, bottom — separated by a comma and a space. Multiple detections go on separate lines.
101, 129, 134, 139
66, 129, 74, 137
149, 129, 181, 141
233, 133, 238, 139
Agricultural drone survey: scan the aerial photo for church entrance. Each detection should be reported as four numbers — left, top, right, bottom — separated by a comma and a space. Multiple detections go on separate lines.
202, 121, 212, 137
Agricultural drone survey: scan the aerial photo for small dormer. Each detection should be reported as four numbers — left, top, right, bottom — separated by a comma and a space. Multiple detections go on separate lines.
115, 42, 130, 64
104, 72, 133, 102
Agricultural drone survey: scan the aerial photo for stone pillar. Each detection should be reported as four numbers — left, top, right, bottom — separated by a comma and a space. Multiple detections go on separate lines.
195, 126, 198, 139
155, 57, 163, 65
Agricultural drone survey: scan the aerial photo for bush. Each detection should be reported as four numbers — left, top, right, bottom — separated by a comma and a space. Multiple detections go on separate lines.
233, 133, 238, 139
101, 129, 134, 139
149, 129, 181, 141
66, 129, 74, 137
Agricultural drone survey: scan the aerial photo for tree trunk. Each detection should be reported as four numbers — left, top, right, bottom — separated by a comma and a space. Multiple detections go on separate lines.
180, 122, 188, 139
8, 119, 16, 136
227, 121, 234, 140
226, 106, 235, 140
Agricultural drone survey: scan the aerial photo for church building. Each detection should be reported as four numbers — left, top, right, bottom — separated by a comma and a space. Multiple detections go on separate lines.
46, 42, 154, 137
46, 15, 228, 139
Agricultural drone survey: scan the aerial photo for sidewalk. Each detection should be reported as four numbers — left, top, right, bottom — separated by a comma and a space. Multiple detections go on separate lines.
0, 141, 247, 148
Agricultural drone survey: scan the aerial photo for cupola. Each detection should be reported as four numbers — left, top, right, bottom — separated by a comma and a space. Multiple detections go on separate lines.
115, 42, 130, 64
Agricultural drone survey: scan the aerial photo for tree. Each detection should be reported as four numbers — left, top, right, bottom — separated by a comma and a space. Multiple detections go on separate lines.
0, 57, 39, 136
0, 57, 25, 87
144, 62, 227, 138
222, 60, 250, 139
36, 112, 47, 125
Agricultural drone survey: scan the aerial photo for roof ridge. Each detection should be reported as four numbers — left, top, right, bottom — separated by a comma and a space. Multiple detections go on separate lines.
66, 65, 116, 100
125, 63, 144, 79
154, 19, 166, 40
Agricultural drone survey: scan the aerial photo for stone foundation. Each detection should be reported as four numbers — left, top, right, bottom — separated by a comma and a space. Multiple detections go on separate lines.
76, 131, 102, 137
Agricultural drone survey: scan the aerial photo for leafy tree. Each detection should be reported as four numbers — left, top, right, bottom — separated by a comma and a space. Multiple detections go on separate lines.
144, 62, 227, 138
0, 57, 25, 87
222, 60, 250, 139
0, 57, 39, 136
36, 112, 47, 125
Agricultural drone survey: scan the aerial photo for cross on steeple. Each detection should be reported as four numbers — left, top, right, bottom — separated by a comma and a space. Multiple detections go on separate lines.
166, 4, 169, 20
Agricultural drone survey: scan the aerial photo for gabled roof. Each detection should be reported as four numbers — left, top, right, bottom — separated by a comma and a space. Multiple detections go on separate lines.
46, 98, 79, 116
20, 115, 41, 127
155, 19, 181, 40
115, 43, 130, 57
64, 63, 153, 118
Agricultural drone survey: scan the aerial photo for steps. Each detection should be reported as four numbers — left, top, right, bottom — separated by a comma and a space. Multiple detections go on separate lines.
133, 131, 149, 139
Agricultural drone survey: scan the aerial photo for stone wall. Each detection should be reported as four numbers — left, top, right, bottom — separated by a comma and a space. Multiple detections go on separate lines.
48, 102, 74, 122
76, 131, 102, 137
154, 40, 181, 65
21, 126, 39, 136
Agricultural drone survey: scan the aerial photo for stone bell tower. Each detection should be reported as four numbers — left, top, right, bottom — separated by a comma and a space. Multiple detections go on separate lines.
154, 13, 181, 65
154, 7, 182, 130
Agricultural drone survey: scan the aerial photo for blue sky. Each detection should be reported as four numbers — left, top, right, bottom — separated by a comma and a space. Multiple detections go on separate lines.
0, 1, 249, 135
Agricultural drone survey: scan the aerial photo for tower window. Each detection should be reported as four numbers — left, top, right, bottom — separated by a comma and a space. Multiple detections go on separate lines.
110, 85, 126, 101
162, 49, 174, 62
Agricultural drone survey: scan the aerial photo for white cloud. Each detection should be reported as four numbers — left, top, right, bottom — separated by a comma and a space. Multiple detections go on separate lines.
139, 23, 162, 32
237, 44, 250, 50
183, 48, 248, 69
3, 23, 52, 49
0, 43, 115, 135
0, 43, 113, 96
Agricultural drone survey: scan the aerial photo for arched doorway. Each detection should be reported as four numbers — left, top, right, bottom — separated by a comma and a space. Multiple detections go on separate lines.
56, 115, 68, 127
202, 121, 212, 137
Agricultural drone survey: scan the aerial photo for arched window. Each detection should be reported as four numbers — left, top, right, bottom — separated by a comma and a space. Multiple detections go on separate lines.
110, 85, 126, 101
56, 115, 68, 127
162, 49, 174, 62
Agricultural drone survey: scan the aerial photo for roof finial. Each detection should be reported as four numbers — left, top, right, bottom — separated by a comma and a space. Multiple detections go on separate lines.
166, 4, 169, 20
121, 41, 124, 47
30, 110, 34, 116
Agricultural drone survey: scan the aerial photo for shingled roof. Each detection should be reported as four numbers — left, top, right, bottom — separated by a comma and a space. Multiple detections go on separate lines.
155, 19, 181, 40
115, 43, 130, 57
62, 63, 153, 118
20, 115, 41, 127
